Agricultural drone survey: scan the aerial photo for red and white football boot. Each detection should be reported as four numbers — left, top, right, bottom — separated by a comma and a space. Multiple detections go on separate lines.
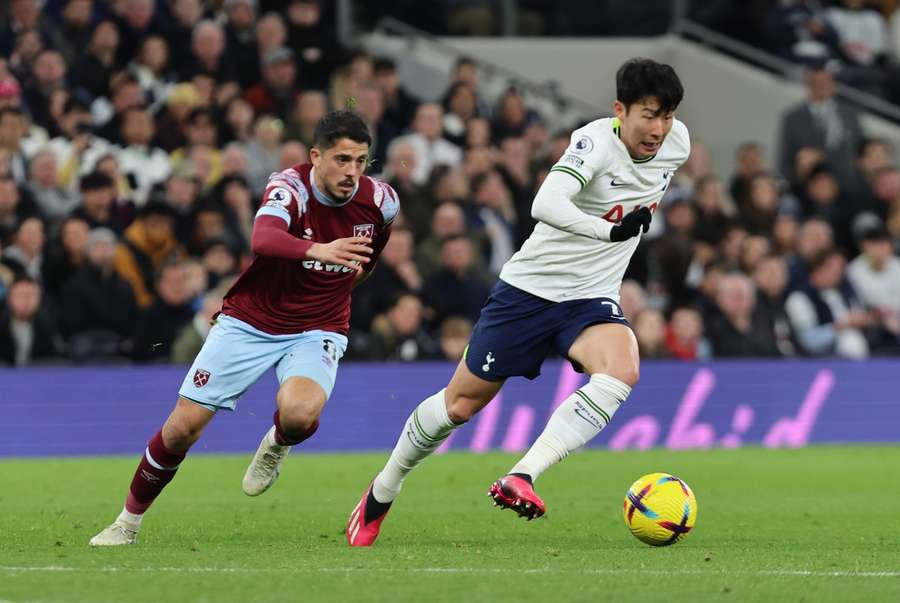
488, 474, 546, 520
346, 482, 393, 547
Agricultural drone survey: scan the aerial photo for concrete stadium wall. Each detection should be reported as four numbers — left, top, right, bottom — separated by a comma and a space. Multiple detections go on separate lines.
365, 34, 900, 181
1, 360, 896, 457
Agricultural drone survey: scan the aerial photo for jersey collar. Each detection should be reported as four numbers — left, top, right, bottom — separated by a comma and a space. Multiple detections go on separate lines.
309, 167, 358, 207
611, 117, 656, 164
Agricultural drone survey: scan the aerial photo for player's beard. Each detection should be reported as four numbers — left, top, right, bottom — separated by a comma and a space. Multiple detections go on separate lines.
328, 179, 356, 202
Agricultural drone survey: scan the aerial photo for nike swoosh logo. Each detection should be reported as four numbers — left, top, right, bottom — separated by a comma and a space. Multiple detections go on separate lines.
610, 178, 627, 187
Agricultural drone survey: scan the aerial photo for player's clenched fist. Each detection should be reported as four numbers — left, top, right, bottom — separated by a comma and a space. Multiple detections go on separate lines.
609, 207, 652, 242
307, 236, 373, 270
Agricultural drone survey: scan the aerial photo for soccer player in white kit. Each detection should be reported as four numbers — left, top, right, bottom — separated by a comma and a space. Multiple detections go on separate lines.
347, 58, 691, 546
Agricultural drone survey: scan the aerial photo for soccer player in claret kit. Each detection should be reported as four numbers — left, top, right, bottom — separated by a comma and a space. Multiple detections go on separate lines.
346, 58, 690, 546
90, 111, 399, 546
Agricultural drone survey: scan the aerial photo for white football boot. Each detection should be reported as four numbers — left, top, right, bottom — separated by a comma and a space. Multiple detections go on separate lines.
242, 426, 291, 496
89, 521, 138, 546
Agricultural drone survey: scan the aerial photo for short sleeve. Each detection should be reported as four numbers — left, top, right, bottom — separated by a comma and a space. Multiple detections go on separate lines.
255, 171, 308, 227
549, 126, 608, 189
371, 179, 400, 225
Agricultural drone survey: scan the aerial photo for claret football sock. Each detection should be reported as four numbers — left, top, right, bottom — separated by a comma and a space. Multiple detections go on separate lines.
273, 410, 319, 446
372, 388, 458, 503
511, 374, 631, 481
124, 430, 187, 516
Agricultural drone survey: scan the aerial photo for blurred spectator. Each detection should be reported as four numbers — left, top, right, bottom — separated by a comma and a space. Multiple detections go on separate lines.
41, 215, 89, 298
115, 107, 170, 205
0, 107, 29, 183
285, 0, 341, 92
253, 11, 288, 74
170, 108, 223, 189
468, 169, 517, 274
650, 198, 696, 308
664, 306, 711, 361
442, 81, 479, 147
0, 276, 59, 366
71, 20, 120, 102
692, 174, 735, 249
71, 171, 131, 233
286, 90, 327, 148
764, 1, 841, 64
112, 0, 166, 66
417, 201, 467, 279
278, 140, 307, 170
633, 308, 670, 358
26, 148, 78, 221
422, 234, 491, 325
752, 254, 796, 357
1, 215, 44, 280
114, 200, 187, 309
825, 0, 889, 96
729, 142, 766, 203
199, 237, 240, 290
132, 260, 194, 362
23, 49, 67, 134
846, 137, 893, 210
705, 272, 781, 357
350, 227, 421, 331
59, 227, 137, 359
492, 87, 539, 143
1, 0, 65, 58
0, 174, 38, 243
45, 98, 112, 193
244, 115, 283, 196
382, 139, 430, 238
785, 248, 871, 359
737, 172, 783, 235
171, 286, 225, 364
778, 66, 863, 188
224, 0, 260, 89
364, 292, 439, 361
788, 217, 834, 288
164, 0, 203, 71
95, 74, 145, 145
395, 102, 462, 185
619, 279, 648, 321
498, 136, 536, 246
155, 83, 201, 152
846, 225, 900, 327
244, 46, 299, 120
130, 36, 175, 114
438, 316, 472, 361
354, 81, 396, 170
181, 20, 237, 84
738, 234, 772, 275
373, 57, 419, 133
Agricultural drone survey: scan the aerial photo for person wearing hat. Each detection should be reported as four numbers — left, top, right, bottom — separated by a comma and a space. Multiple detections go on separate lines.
244, 46, 299, 119
58, 227, 137, 357
113, 200, 187, 308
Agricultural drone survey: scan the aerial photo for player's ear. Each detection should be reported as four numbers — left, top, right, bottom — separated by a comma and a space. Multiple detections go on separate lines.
613, 100, 626, 120
309, 146, 322, 166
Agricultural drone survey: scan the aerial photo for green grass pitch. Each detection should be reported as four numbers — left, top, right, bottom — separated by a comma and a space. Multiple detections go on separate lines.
2, 447, 899, 602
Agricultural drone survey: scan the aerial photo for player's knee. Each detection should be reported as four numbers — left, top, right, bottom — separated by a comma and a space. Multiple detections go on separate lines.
162, 417, 203, 452
606, 364, 640, 388
276, 399, 321, 433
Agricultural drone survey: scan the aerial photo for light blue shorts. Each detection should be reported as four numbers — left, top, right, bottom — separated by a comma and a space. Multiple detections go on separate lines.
178, 314, 347, 412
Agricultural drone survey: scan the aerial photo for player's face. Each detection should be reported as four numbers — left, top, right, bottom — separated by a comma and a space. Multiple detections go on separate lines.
310, 138, 370, 201
614, 97, 674, 159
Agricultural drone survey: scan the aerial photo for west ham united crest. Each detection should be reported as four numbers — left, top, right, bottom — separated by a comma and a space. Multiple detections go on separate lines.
193, 369, 211, 388
354, 223, 375, 238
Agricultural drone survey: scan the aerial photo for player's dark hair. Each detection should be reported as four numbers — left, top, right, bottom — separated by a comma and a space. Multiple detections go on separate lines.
313, 110, 372, 151
616, 58, 683, 115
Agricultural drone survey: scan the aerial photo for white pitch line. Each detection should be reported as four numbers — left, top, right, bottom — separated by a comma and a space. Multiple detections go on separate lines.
1, 566, 899, 579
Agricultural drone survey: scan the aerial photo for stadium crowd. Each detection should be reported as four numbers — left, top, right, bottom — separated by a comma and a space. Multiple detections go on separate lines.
1, 0, 899, 366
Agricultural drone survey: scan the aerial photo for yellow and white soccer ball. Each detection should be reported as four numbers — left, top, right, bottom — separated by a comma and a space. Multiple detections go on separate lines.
623, 472, 698, 546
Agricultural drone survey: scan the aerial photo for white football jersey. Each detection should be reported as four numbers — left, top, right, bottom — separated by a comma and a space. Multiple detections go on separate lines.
499, 117, 690, 303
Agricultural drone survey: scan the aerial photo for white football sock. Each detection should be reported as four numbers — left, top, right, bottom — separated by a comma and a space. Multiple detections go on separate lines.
116, 507, 143, 530
372, 389, 458, 503
511, 374, 631, 481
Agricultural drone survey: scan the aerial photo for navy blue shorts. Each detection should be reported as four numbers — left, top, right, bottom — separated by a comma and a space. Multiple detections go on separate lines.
464, 280, 630, 381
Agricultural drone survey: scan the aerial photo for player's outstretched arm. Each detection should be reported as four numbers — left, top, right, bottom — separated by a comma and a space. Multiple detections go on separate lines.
532, 171, 616, 241
251, 215, 372, 269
